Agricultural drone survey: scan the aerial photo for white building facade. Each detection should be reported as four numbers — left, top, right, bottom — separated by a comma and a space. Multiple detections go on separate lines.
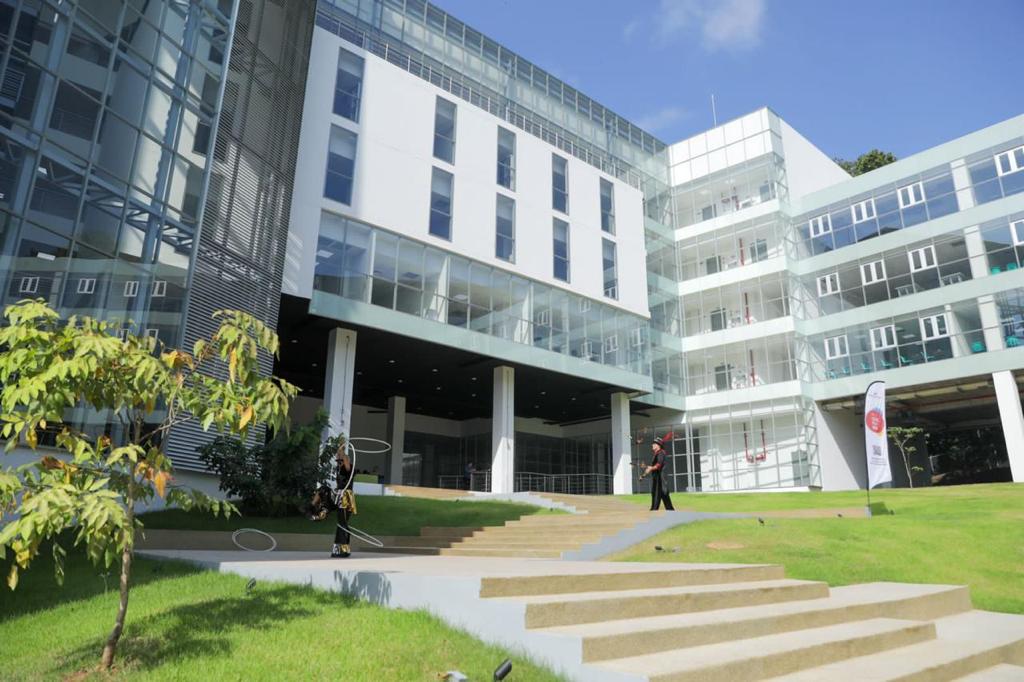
275, 0, 1024, 494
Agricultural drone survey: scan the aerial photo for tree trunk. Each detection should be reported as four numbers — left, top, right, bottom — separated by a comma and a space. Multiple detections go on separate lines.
101, 485, 135, 669
901, 448, 915, 488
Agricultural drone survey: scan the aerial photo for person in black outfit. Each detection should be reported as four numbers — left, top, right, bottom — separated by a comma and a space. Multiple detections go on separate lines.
331, 443, 355, 558
644, 431, 675, 511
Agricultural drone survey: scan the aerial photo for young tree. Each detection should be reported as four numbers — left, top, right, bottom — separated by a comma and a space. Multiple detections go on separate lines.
889, 426, 924, 488
834, 149, 898, 176
0, 300, 297, 670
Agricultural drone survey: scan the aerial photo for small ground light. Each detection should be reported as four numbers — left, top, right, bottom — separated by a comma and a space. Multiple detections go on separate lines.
494, 659, 512, 680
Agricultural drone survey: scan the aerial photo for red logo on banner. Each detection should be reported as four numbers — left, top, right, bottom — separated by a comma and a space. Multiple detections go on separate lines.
865, 408, 885, 434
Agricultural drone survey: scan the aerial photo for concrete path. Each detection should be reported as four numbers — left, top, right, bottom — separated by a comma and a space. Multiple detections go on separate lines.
139, 549, 1024, 681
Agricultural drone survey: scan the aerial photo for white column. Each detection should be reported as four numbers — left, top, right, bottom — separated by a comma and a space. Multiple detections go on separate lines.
386, 396, 406, 485
610, 392, 633, 495
979, 295, 1006, 352
323, 328, 357, 438
950, 158, 976, 212
963, 225, 990, 281
491, 366, 515, 494
993, 371, 1024, 482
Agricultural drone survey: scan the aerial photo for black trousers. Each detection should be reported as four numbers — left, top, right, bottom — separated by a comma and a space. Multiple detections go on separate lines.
650, 472, 675, 511
334, 505, 351, 545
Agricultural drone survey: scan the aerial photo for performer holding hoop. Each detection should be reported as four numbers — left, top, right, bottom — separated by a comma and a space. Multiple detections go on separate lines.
330, 439, 356, 558
644, 432, 675, 511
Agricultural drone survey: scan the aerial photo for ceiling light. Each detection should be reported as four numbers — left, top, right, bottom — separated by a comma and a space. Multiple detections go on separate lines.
470, 376, 477, 381
432, 368, 438, 373
388, 359, 396, 364
312, 363, 318, 368
397, 379, 403, 383
290, 339, 298, 344
436, 386, 441, 390
471, 393, 476, 397
533, 404, 539, 409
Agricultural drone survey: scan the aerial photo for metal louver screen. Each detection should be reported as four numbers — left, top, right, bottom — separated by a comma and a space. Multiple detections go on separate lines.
166, 0, 316, 472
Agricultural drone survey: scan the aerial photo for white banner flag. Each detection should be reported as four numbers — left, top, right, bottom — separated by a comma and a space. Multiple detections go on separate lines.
864, 381, 892, 489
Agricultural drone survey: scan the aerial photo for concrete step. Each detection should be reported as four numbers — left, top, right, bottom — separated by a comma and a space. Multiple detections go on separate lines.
469, 529, 610, 542
956, 664, 1024, 681
418, 526, 482, 538
507, 514, 651, 526
360, 536, 454, 548
478, 564, 785, 598
766, 610, 1024, 681
504, 579, 830, 628
539, 582, 969, 662
500, 521, 644, 533
357, 545, 440, 556
597, 617, 935, 682
438, 547, 563, 559
384, 485, 469, 500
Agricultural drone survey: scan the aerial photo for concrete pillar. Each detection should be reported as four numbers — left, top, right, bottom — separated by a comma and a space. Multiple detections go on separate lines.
993, 371, 1024, 482
323, 328, 357, 438
491, 366, 515, 494
964, 225, 990, 280
610, 392, 633, 495
979, 295, 1005, 352
386, 396, 406, 485
950, 159, 976, 212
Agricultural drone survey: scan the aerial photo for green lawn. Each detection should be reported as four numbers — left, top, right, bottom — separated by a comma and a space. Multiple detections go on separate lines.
616, 488, 891, 511
0, 550, 563, 681
140, 495, 560, 537
610, 483, 1024, 614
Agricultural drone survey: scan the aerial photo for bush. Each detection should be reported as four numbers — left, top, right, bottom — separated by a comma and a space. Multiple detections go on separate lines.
198, 410, 332, 516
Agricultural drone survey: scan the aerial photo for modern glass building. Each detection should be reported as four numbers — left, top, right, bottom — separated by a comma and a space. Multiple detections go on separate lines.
3, 0, 1022, 493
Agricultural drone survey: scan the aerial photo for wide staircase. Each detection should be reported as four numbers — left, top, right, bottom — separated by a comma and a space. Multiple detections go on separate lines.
479, 562, 1024, 681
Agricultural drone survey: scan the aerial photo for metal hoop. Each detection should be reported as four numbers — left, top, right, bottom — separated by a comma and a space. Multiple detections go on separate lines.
347, 525, 384, 548
231, 528, 278, 552
346, 437, 392, 454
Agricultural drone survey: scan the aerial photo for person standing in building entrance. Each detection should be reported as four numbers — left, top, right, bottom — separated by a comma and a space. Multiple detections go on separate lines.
644, 432, 675, 511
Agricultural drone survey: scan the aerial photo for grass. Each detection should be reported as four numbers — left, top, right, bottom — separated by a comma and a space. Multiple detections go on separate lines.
610, 483, 1024, 614
139, 495, 560, 537
0, 549, 564, 681
616, 488, 891, 511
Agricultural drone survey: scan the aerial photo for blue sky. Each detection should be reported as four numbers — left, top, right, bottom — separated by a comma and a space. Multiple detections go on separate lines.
432, 0, 1024, 161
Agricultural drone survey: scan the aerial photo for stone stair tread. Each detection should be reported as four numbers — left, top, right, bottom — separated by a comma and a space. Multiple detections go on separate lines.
497, 578, 825, 605
764, 611, 1024, 681
955, 664, 1024, 681
539, 582, 965, 637
598, 617, 933, 679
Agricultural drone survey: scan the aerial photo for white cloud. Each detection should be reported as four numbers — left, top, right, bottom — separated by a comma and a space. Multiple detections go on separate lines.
622, 17, 643, 42
651, 0, 765, 51
634, 106, 688, 133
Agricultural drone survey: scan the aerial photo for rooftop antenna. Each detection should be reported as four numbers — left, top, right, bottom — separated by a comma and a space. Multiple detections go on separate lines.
711, 94, 718, 127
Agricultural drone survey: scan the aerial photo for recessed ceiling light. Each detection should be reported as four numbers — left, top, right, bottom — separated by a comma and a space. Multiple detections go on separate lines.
540, 391, 546, 395
570, 397, 576, 401
533, 404, 539, 409
470, 377, 477, 381
312, 363, 318, 368
388, 359, 395, 364
290, 339, 298, 344
436, 386, 441, 390
432, 368, 438, 373
356, 370, 362, 375
397, 379, 404, 383
471, 393, 476, 397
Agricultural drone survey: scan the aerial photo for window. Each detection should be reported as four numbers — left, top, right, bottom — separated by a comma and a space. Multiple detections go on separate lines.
602, 238, 617, 299
333, 48, 364, 121
116, 328, 130, 342
809, 214, 832, 237
580, 340, 596, 360
553, 218, 569, 282
429, 168, 454, 239
898, 182, 925, 208
552, 154, 568, 213
76, 278, 96, 294
629, 327, 644, 347
152, 280, 167, 297
817, 272, 840, 296
1011, 220, 1024, 246
920, 313, 949, 340
748, 238, 768, 263
714, 364, 732, 390
710, 308, 727, 331
433, 97, 456, 163
535, 309, 551, 326
18, 276, 39, 294
124, 280, 140, 297
599, 178, 615, 234
870, 325, 897, 350
824, 335, 849, 360
145, 328, 160, 339
497, 128, 515, 189
908, 245, 936, 272
603, 335, 619, 353
851, 199, 876, 223
995, 145, 1024, 177
861, 260, 887, 285
325, 126, 357, 205
495, 194, 515, 261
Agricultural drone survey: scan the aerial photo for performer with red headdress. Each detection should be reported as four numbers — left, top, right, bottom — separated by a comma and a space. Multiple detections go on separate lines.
644, 431, 676, 511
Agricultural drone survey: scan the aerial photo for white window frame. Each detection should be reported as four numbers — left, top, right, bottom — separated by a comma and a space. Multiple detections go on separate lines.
123, 280, 139, 298
629, 327, 644, 347
116, 328, 130, 342
816, 272, 840, 297
152, 280, 167, 297
870, 325, 897, 350
824, 334, 849, 360
18, 276, 39, 294
603, 335, 619, 353
851, 199, 876, 223
898, 182, 925, 208
580, 340, 596, 360
908, 245, 937, 272
861, 260, 887, 285
145, 328, 160, 339
920, 313, 949, 340
809, 214, 832, 237
76, 277, 96, 294
995, 145, 1024, 177
1011, 219, 1024, 246
535, 309, 551, 327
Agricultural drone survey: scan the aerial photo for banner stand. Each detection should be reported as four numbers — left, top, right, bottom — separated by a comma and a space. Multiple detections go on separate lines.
863, 380, 892, 516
